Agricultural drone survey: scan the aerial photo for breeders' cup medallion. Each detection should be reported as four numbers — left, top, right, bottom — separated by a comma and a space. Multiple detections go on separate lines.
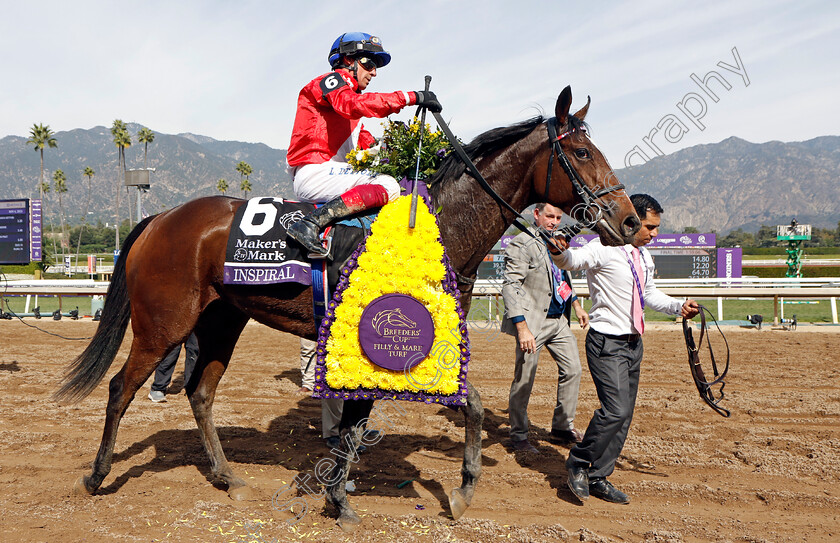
359, 294, 435, 371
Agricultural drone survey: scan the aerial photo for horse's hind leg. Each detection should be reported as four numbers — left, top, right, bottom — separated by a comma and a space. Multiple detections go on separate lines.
185, 303, 250, 500
450, 380, 483, 520
74, 343, 173, 495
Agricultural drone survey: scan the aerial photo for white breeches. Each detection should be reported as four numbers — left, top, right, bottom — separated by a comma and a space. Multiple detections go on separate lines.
292, 160, 401, 204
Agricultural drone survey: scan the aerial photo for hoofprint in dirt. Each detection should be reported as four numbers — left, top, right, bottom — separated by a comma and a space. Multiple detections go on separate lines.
0, 319, 837, 542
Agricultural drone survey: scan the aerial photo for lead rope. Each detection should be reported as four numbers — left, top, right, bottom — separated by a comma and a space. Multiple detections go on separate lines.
682, 305, 731, 417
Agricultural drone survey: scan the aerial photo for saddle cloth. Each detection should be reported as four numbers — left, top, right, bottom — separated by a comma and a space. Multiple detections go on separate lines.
223, 197, 314, 285
223, 197, 369, 317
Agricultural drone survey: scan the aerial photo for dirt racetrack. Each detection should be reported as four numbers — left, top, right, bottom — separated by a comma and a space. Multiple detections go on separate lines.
0, 318, 838, 542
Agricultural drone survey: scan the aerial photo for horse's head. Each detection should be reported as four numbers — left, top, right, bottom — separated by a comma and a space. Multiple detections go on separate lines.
534, 86, 640, 246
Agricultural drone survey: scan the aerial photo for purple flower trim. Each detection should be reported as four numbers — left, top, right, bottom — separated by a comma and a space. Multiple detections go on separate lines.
312, 197, 470, 406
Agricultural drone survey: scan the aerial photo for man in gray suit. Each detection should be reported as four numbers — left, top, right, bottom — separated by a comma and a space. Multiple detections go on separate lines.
501, 203, 589, 454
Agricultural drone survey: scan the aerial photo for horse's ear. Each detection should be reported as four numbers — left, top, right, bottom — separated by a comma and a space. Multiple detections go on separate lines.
573, 95, 591, 121
555, 86, 573, 125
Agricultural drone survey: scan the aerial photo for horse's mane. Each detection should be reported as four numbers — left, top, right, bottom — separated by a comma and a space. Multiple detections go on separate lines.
428, 114, 589, 196
429, 116, 544, 190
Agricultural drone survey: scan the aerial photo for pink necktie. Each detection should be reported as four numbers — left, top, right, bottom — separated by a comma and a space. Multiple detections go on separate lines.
631, 248, 645, 334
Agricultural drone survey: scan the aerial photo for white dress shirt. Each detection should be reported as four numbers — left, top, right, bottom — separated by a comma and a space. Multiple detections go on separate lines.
552, 239, 684, 336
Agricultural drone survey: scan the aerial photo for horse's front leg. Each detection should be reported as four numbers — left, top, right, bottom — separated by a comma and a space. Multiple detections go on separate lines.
325, 398, 374, 532
450, 379, 483, 519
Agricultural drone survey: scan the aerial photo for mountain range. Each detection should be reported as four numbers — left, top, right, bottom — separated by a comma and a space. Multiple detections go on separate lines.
0, 123, 292, 226
1, 124, 837, 234
619, 135, 840, 233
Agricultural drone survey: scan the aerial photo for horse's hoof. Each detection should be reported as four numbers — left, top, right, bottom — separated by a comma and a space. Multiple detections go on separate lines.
228, 485, 253, 501
449, 488, 470, 520
72, 476, 94, 497
337, 510, 362, 533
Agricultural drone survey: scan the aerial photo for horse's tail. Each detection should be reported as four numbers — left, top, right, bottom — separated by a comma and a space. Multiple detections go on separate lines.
54, 215, 157, 404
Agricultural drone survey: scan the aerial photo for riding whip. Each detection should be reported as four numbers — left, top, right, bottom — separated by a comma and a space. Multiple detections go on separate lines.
409, 75, 432, 228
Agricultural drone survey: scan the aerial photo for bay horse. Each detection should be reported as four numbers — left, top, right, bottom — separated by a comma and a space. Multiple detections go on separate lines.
56, 86, 640, 529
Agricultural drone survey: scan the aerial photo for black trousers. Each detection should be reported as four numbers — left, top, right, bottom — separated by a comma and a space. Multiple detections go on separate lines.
151, 333, 199, 392
566, 328, 643, 479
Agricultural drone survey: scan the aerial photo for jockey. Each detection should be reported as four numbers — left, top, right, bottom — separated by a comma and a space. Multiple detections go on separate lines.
286, 32, 442, 255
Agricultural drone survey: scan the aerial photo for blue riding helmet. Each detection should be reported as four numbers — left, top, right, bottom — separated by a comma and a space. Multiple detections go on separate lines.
328, 32, 391, 68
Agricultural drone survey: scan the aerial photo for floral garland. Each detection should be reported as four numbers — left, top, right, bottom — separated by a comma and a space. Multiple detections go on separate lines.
312, 195, 469, 405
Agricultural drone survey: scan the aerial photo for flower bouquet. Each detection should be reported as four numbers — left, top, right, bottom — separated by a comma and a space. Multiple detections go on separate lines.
346, 117, 453, 180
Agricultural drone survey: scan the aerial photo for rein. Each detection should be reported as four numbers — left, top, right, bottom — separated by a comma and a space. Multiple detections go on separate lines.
430, 112, 620, 249
682, 305, 731, 417
431, 111, 538, 239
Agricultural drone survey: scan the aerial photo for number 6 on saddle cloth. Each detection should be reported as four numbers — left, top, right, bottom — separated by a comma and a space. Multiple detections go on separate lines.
682, 305, 731, 417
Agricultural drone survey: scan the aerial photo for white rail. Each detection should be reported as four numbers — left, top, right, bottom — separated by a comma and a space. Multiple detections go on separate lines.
472, 277, 840, 324
2, 278, 839, 324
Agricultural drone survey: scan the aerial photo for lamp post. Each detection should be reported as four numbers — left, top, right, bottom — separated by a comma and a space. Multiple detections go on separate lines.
125, 168, 154, 225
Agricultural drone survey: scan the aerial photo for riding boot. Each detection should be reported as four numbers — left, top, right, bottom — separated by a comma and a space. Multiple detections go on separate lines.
287, 185, 390, 256
287, 197, 356, 256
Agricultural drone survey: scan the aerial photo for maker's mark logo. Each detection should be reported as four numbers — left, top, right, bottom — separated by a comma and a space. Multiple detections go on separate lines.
371, 308, 417, 336
279, 210, 306, 231
233, 248, 248, 262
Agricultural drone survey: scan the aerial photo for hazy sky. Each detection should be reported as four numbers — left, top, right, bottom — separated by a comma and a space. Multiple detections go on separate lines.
2, 0, 837, 168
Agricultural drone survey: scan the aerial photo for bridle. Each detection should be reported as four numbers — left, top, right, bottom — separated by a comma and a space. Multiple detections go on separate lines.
682, 305, 731, 417
544, 118, 626, 219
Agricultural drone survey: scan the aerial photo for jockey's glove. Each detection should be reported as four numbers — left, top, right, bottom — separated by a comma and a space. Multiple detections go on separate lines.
414, 91, 443, 113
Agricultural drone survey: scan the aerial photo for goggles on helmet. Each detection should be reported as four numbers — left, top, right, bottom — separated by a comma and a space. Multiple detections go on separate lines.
329, 32, 391, 68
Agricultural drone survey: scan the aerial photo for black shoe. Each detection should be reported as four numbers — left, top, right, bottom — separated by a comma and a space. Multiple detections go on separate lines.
588, 478, 630, 504
287, 218, 326, 255
566, 463, 589, 501
549, 428, 584, 444
511, 439, 540, 454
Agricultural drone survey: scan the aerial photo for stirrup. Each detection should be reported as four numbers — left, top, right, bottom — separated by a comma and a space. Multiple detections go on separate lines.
307, 236, 332, 260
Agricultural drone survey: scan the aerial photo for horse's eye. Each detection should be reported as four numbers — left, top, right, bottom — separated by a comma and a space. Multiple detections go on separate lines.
574, 148, 590, 160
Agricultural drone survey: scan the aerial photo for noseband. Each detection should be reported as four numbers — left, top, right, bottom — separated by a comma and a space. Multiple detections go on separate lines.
544, 117, 625, 226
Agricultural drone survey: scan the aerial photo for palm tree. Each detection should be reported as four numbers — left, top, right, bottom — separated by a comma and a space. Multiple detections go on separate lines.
26, 123, 58, 200
52, 169, 68, 254
235, 161, 253, 198
240, 178, 252, 197
217, 178, 229, 194
75, 167, 95, 264
117, 128, 134, 224
111, 120, 130, 248
137, 127, 155, 168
